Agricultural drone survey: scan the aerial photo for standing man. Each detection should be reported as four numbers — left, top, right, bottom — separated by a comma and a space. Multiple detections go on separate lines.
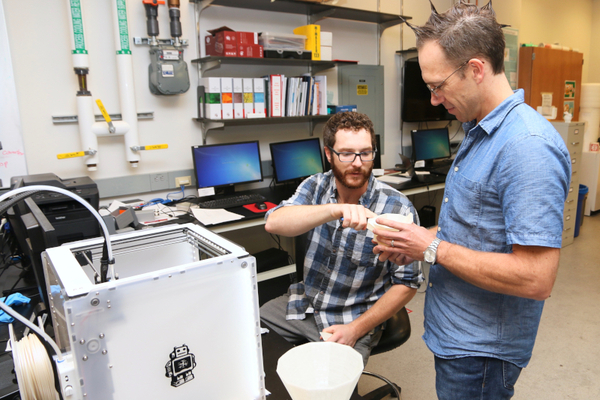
373, 1, 571, 399
261, 111, 422, 365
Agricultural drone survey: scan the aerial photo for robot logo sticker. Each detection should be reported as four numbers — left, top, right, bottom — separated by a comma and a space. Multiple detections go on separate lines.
165, 344, 197, 387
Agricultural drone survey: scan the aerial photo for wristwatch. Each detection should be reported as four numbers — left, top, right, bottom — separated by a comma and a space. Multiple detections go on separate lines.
424, 238, 442, 264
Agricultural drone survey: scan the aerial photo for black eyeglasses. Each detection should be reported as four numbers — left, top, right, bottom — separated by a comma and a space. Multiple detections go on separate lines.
426, 60, 469, 97
327, 146, 377, 163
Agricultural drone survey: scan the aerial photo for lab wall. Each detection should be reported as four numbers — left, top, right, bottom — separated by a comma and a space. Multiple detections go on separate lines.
520, 0, 593, 82
2, 0, 597, 200
590, 0, 600, 82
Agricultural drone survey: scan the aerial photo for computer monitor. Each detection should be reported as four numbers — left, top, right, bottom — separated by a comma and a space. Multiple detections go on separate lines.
269, 138, 324, 184
411, 128, 451, 169
192, 141, 263, 195
402, 57, 456, 122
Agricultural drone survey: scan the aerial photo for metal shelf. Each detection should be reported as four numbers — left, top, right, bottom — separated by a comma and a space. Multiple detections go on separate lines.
191, 0, 410, 29
193, 115, 330, 144
191, 56, 357, 74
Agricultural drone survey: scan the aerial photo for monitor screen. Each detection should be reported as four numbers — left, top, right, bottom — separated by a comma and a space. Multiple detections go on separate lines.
192, 141, 263, 191
269, 138, 324, 184
402, 57, 456, 122
411, 128, 451, 165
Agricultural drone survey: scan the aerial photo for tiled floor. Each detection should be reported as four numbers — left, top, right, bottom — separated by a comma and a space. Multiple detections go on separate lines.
359, 213, 600, 399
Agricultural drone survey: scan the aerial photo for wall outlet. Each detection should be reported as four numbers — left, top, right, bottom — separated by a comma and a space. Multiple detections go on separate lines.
175, 176, 192, 187
150, 173, 169, 191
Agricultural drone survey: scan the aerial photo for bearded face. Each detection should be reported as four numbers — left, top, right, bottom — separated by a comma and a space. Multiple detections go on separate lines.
327, 128, 374, 191
330, 155, 373, 189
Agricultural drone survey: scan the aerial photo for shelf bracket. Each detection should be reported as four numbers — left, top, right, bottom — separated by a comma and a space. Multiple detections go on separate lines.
309, 10, 335, 25
198, 120, 224, 144
201, 59, 222, 74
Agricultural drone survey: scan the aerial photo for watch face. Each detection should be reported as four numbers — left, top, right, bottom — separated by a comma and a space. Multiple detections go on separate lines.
424, 249, 435, 263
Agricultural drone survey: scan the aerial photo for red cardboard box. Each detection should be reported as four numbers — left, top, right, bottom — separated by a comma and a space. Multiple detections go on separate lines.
205, 26, 237, 57
236, 31, 258, 46
239, 44, 264, 58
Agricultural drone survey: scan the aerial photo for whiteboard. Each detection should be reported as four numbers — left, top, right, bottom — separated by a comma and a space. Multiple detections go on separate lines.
0, 0, 28, 188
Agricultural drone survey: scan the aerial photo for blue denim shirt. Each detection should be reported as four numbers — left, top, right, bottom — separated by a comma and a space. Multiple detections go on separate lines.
423, 90, 571, 368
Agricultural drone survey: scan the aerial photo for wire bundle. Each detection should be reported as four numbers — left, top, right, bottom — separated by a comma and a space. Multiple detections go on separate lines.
11, 329, 59, 400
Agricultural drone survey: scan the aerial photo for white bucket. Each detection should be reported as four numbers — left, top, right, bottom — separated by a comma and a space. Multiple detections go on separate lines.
276, 342, 364, 400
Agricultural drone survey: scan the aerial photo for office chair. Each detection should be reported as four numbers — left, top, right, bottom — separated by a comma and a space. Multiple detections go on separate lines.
294, 234, 411, 399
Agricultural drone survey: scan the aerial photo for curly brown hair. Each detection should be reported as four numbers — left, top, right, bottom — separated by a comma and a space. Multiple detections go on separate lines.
322, 112, 376, 150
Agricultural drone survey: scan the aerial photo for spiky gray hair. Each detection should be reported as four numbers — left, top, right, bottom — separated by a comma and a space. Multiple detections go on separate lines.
401, 0, 506, 75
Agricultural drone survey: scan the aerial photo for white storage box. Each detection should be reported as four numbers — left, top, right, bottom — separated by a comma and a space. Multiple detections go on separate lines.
43, 223, 265, 400
259, 32, 306, 51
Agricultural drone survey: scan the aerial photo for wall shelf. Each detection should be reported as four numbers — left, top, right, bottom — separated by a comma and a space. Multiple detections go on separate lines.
191, 56, 357, 75
194, 115, 330, 144
191, 0, 411, 29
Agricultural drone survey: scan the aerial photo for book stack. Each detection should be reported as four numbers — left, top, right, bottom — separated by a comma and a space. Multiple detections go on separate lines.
198, 75, 327, 120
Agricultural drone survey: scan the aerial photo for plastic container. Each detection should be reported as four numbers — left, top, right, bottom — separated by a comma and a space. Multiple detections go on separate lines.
367, 212, 413, 243
276, 342, 364, 400
575, 184, 588, 237
259, 32, 306, 51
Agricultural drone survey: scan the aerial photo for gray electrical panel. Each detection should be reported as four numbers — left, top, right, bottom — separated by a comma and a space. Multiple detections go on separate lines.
336, 64, 385, 153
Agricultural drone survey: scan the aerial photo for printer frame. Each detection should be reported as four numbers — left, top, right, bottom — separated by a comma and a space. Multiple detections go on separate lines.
43, 223, 266, 400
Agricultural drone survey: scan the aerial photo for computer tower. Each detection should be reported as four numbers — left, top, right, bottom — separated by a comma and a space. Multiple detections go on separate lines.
253, 247, 293, 306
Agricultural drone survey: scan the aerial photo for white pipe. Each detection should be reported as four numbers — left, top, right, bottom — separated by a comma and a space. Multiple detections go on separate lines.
92, 120, 130, 136
67, 0, 98, 171
111, 0, 141, 167
66, 0, 89, 69
77, 96, 99, 170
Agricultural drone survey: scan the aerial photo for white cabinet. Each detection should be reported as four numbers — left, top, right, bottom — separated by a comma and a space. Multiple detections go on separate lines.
552, 121, 585, 246
580, 151, 600, 216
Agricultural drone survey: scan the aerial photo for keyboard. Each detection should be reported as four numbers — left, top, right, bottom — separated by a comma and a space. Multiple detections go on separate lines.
197, 193, 267, 209
430, 164, 452, 176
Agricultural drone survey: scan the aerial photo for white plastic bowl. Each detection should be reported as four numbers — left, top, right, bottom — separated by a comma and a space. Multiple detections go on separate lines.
367, 212, 413, 243
276, 342, 364, 400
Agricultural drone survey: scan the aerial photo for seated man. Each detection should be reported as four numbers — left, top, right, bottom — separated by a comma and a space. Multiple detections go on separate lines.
260, 111, 423, 365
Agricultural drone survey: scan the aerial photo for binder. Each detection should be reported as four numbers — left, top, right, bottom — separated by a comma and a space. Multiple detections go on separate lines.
242, 78, 254, 118
233, 78, 244, 119
270, 75, 282, 117
253, 78, 266, 117
293, 25, 320, 60
221, 77, 234, 119
199, 77, 221, 119
313, 75, 327, 115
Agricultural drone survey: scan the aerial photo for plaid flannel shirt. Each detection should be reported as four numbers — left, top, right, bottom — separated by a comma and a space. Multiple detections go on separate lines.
265, 171, 423, 333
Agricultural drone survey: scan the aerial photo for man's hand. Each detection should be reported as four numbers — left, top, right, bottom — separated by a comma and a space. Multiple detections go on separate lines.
335, 204, 377, 231
321, 324, 361, 348
371, 217, 436, 262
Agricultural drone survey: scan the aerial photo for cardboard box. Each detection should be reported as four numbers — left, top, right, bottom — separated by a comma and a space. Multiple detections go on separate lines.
321, 46, 332, 61
236, 31, 258, 46
239, 44, 264, 58
205, 26, 237, 57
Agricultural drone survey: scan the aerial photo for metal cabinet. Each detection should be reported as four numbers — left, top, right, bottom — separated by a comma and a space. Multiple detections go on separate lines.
552, 121, 585, 246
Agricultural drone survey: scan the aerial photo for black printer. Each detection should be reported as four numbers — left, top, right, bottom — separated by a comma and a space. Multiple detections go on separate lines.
10, 173, 100, 244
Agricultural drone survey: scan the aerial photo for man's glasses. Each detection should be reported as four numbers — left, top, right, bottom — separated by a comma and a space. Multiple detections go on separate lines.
327, 146, 377, 163
426, 60, 469, 97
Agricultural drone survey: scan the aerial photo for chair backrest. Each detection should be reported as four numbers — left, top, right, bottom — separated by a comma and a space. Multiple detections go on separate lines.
294, 232, 411, 354
371, 307, 411, 355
